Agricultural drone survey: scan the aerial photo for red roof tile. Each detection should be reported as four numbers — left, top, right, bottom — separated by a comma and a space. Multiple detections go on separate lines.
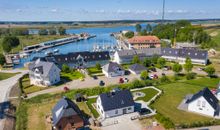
128, 36, 160, 44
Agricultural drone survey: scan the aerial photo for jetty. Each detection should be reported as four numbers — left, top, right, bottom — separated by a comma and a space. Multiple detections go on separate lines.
22, 34, 96, 54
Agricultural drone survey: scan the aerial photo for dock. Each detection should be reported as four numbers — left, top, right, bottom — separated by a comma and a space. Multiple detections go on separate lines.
22, 34, 96, 54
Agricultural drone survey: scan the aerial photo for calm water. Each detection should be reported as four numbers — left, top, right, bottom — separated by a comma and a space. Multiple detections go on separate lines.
19, 25, 139, 67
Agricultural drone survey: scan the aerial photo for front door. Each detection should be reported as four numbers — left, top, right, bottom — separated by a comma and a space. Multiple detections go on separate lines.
122, 108, 127, 114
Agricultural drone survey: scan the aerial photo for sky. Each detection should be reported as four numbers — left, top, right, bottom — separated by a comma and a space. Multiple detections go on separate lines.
0, 0, 220, 21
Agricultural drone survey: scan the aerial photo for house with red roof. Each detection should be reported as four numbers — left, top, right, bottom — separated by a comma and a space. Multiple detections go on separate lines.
127, 36, 161, 49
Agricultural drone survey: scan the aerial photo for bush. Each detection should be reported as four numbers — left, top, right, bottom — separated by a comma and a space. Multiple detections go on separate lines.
155, 113, 175, 129
95, 63, 101, 70
160, 75, 171, 84
124, 31, 134, 38
130, 79, 145, 89
140, 70, 149, 80
62, 64, 71, 73
186, 72, 197, 80
0, 53, 6, 65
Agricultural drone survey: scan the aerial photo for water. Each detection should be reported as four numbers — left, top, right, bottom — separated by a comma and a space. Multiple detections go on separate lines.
19, 25, 138, 67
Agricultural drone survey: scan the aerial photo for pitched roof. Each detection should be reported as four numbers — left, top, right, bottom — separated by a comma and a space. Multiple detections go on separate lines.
129, 64, 147, 72
128, 36, 160, 44
32, 51, 110, 64
52, 97, 82, 126
102, 62, 124, 73
162, 48, 208, 60
116, 48, 162, 59
29, 59, 59, 77
186, 88, 219, 110
99, 89, 135, 111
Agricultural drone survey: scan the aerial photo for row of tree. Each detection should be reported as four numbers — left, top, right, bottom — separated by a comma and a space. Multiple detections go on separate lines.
0, 26, 66, 36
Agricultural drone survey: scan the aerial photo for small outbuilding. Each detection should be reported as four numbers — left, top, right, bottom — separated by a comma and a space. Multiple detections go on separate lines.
128, 63, 147, 75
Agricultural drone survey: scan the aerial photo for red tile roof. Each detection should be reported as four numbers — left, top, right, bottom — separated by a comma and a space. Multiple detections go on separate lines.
128, 36, 160, 44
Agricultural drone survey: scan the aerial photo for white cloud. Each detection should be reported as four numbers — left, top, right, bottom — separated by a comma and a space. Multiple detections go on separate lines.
50, 9, 58, 13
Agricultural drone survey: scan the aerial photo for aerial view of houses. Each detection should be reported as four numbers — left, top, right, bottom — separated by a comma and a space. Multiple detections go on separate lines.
1, 0, 220, 130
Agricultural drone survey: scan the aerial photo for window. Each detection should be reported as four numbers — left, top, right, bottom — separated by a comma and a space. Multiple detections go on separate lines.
115, 110, 118, 114
128, 107, 132, 110
202, 101, 206, 107
197, 100, 201, 106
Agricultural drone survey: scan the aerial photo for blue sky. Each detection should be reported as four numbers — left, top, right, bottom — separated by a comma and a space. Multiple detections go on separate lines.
0, 0, 220, 21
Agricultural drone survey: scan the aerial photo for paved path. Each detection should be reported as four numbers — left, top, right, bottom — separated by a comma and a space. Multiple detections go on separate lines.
0, 69, 28, 130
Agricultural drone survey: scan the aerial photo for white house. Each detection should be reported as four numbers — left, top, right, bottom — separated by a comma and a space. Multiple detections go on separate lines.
28, 58, 61, 87
180, 88, 220, 118
96, 89, 135, 119
215, 82, 220, 100
102, 62, 125, 77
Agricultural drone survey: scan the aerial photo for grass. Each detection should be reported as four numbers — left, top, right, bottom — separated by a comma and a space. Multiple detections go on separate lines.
0, 72, 19, 81
27, 99, 59, 130
76, 102, 92, 118
205, 28, 220, 50
133, 88, 159, 102
86, 98, 99, 118
0, 35, 68, 53
87, 67, 102, 76
60, 71, 84, 80
21, 77, 47, 94
151, 77, 220, 124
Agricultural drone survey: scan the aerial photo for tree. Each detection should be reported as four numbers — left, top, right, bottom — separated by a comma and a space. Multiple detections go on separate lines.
0, 53, 6, 66
139, 29, 148, 36
172, 63, 183, 74
184, 57, 193, 73
95, 63, 101, 70
146, 24, 152, 33
124, 31, 134, 38
2, 36, 20, 52
38, 29, 48, 35
151, 55, 159, 64
49, 28, 57, 35
140, 70, 149, 80
157, 57, 166, 68
135, 24, 142, 32
62, 64, 71, 73
11, 28, 29, 36
132, 55, 140, 64
143, 58, 152, 67
175, 20, 191, 27
204, 66, 215, 77
58, 27, 66, 35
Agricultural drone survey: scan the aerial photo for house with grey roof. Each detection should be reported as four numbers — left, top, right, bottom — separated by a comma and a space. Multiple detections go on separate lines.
161, 48, 208, 65
96, 89, 135, 118
102, 62, 125, 77
129, 64, 148, 75
52, 97, 84, 130
113, 48, 161, 64
178, 88, 220, 118
28, 58, 61, 87
114, 48, 208, 65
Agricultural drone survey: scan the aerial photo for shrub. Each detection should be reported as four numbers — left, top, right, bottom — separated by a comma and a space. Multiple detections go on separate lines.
186, 72, 197, 80
160, 75, 171, 84
62, 64, 71, 73
130, 79, 145, 89
155, 113, 175, 129
140, 70, 149, 80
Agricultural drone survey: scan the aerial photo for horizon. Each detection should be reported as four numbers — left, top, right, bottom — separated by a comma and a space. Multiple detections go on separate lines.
1, 0, 220, 21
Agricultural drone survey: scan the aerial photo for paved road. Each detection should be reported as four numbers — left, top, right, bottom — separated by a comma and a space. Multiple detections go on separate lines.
0, 69, 28, 130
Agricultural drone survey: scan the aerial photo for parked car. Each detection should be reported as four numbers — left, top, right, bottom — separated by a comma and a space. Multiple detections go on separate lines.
119, 78, 124, 84
162, 73, 166, 76
198, 67, 205, 71
92, 75, 98, 80
99, 80, 105, 86
64, 86, 70, 92
124, 78, 129, 82
150, 67, 157, 72
163, 66, 172, 71
149, 74, 158, 79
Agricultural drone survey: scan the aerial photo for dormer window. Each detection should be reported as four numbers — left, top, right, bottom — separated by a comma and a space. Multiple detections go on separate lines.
188, 52, 191, 55
195, 53, 197, 56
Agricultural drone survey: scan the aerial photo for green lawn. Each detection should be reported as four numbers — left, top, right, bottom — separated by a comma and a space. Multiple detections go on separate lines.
21, 77, 47, 94
151, 78, 220, 124
87, 67, 102, 76
205, 28, 220, 50
0, 35, 68, 53
133, 88, 159, 102
0, 72, 19, 81
86, 98, 99, 118
61, 71, 84, 80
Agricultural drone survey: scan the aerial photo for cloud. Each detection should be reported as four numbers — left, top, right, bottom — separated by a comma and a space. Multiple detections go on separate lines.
16, 9, 22, 12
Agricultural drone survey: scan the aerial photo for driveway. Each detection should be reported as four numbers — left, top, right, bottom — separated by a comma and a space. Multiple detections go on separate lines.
101, 112, 143, 130
0, 69, 28, 130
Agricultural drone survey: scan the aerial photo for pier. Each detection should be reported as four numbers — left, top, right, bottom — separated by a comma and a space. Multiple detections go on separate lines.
22, 34, 96, 54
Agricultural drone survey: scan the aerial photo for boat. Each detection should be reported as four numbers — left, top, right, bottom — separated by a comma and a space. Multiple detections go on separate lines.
53, 49, 59, 53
